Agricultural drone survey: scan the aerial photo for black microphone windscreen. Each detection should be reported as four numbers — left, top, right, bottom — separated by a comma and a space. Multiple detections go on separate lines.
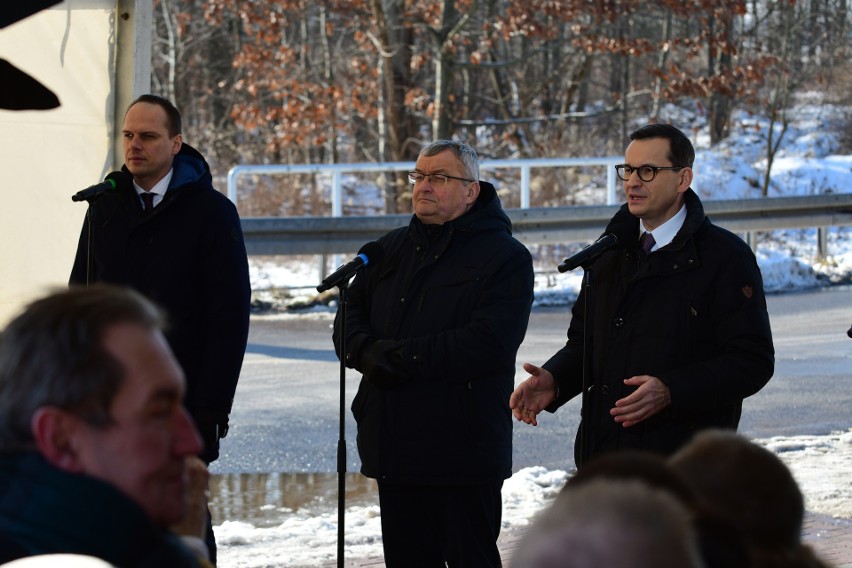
357, 241, 383, 266
105, 170, 132, 191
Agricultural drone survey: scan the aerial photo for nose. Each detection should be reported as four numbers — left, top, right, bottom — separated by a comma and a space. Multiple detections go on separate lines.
174, 406, 204, 456
624, 169, 642, 186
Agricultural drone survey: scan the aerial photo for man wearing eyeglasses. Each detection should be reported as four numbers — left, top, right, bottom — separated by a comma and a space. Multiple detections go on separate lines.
334, 140, 534, 567
510, 123, 774, 469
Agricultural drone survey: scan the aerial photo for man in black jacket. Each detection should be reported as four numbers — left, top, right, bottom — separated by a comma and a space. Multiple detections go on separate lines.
335, 140, 534, 567
510, 124, 774, 468
69, 94, 250, 561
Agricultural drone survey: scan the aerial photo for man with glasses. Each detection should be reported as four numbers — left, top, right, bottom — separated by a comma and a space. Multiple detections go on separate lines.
510, 124, 774, 469
334, 140, 534, 567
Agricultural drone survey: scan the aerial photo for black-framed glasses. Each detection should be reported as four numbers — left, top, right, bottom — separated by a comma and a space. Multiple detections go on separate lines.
615, 164, 685, 182
408, 171, 475, 186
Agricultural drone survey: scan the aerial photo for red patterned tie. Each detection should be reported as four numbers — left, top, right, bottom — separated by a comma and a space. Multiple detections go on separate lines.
639, 232, 655, 255
140, 192, 154, 215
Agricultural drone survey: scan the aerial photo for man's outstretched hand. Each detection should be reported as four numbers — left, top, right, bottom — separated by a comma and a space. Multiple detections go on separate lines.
509, 363, 557, 426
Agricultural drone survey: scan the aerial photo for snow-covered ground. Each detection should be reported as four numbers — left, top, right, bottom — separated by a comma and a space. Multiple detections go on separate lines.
216, 432, 852, 567
222, 99, 852, 567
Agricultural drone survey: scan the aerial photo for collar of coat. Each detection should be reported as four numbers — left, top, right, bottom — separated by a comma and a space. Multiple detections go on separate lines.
409, 180, 513, 244
605, 188, 708, 253
120, 141, 213, 202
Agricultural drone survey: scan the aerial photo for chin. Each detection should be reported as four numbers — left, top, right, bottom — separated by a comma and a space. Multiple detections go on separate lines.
626, 203, 644, 217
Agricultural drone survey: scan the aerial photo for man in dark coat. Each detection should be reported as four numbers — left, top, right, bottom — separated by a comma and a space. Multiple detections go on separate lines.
69, 94, 250, 561
510, 124, 774, 468
334, 140, 534, 567
0, 286, 206, 567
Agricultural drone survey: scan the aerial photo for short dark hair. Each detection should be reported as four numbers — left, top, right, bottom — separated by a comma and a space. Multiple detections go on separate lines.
629, 124, 695, 168
0, 285, 166, 452
670, 430, 805, 550
127, 94, 183, 138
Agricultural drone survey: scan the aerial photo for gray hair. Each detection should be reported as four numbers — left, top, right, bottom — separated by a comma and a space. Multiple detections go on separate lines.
419, 139, 480, 181
0, 285, 165, 452
511, 479, 705, 568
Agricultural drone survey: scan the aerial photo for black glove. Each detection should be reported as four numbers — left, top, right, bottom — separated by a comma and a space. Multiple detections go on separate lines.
191, 409, 229, 464
359, 339, 411, 389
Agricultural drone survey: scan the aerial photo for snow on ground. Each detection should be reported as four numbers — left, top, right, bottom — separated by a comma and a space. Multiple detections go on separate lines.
215, 430, 852, 567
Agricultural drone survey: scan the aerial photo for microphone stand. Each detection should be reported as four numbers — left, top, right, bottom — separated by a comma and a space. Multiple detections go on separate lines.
335, 281, 350, 568
578, 265, 592, 466
77, 199, 97, 286
561, 237, 616, 466
321, 255, 375, 567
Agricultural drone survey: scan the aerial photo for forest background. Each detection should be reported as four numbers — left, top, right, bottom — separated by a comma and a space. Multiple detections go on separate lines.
150, 0, 851, 219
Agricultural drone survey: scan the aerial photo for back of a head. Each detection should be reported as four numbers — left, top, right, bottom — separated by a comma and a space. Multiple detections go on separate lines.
670, 430, 804, 551
0, 285, 164, 452
565, 450, 748, 568
565, 449, 699, 506
510, 479, 705, 568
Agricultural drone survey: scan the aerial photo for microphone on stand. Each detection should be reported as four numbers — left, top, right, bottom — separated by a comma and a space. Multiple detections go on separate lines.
558, 233, 618, 272
71, 171, 131, 202
317, 241, 383, 292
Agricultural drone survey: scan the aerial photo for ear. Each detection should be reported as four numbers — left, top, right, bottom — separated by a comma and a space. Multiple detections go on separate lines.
466, 181, 481, 204
677, 167, 693, 194
171, 133, 183, 156
31, 407, 86, 473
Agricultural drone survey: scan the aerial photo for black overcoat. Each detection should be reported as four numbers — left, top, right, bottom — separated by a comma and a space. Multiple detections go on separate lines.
336, 182, 534, 484
544, 189, 775, 467
69, 144, 250, 429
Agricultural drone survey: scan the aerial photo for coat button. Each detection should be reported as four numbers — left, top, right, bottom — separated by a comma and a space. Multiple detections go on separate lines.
613, 317, 624, 327
400, 297, 406, 303
601, 385, 610, 396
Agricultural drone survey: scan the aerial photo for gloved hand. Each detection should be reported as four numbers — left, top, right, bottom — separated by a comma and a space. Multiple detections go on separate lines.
359, 339, 411, 389
191, 409, 229, 464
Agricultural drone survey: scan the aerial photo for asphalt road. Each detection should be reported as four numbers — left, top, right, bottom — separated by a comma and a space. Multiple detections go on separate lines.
212, 285, 852, 476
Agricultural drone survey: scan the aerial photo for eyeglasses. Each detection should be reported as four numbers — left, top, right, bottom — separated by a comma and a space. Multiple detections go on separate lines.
615, 164, 685, 182
408, 171, 475, 186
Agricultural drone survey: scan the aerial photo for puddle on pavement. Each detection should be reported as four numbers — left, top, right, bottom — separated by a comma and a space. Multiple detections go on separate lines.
209, 472, 379, 528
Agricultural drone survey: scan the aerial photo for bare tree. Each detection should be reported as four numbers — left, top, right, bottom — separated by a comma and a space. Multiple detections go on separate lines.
149, 0, 851, 215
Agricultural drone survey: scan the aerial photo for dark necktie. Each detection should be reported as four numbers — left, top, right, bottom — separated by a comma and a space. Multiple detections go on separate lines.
140, 192, 154, 215
639, 232, 655, 255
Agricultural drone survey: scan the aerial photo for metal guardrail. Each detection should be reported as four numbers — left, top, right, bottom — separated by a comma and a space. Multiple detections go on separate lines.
227, 156, 624, 213
241, 193, 852, 256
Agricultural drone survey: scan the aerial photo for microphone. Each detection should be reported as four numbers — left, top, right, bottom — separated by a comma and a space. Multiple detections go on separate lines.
316, 241, 383, 293
71, 171, 131, 202
558, 233, 618, 272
